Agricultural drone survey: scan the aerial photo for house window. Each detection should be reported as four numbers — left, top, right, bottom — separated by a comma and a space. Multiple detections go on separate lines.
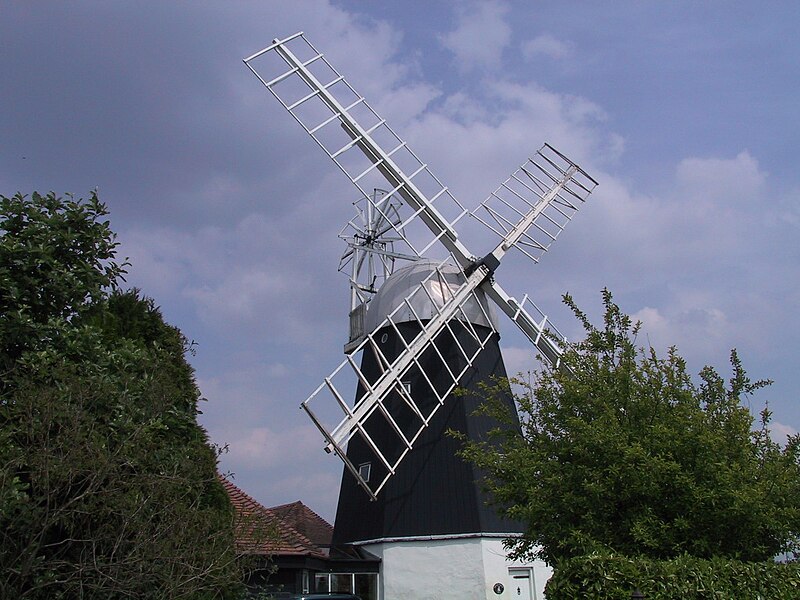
314, 573, 329, 592
355, 573, 378, 599
331, 573, 353, 594
302, 570, 309, 594
316, 573, 378, 600
358, 462, 371, 483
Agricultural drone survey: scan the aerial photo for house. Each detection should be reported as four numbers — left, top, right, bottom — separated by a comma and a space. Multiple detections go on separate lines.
220, 476, 379, 599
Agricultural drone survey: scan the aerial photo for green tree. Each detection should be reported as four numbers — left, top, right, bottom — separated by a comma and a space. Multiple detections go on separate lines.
0, 191, 124, 370
459, 290, 800, 566
0, 192, 242, 598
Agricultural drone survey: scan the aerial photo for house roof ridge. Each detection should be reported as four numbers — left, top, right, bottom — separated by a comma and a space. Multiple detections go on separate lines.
269, 499, 303, 510
270, 500, 330, 525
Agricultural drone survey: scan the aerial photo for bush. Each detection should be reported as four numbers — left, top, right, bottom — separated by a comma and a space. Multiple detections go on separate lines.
545, 553, 800, 599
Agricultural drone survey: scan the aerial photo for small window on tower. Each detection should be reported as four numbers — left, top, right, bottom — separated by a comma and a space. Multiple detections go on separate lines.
358, 462, 371, 483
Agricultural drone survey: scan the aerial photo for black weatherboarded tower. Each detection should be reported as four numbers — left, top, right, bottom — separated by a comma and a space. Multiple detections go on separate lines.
332, 261, 522, 544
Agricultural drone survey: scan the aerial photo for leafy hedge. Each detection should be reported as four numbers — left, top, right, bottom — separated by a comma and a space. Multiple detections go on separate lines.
545, 553, 800, 599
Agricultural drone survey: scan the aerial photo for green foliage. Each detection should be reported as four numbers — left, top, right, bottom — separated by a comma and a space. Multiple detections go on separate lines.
0, 192, 241, 598
545, 552, 800, 599
0, 191, 126, 369
458, 289, 800, 566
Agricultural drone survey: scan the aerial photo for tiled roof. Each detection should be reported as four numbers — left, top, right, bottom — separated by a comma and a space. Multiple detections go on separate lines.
270, 500, 334, 548
219, 475, 332, 558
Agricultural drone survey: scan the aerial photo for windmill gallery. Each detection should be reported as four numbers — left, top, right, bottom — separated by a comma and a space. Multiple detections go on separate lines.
242, 32, 597, 600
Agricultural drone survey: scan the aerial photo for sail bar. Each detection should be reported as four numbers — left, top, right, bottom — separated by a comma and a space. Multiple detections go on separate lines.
243, 32, 305, 62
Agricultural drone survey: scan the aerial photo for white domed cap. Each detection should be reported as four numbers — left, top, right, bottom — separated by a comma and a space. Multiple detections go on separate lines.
364, 259, 499, 332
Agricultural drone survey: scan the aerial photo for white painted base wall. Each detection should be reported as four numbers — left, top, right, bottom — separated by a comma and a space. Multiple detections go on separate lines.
359, 536, 551, 600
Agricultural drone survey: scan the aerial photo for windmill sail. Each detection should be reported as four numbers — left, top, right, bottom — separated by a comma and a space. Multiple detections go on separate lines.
244, 32, 473, 266
472, 144, 598, 264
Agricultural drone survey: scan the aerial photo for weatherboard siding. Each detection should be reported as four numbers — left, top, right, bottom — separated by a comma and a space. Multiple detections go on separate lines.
332, 321, 523, 544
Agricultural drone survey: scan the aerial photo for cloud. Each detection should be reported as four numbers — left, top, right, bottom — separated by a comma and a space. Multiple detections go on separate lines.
478, 145, 783, 375
198, 365, 344, 519
440, 1, 512, 72
215, 424, 342, 520
630, 304, 731, 362
770, 421, 798, 447
631, 307, 670, 337
401, 80, 619, 217
575, 152, 775, 360
500, 346, 541, 379
120, 188, 351, 347
521, 34, 573, 61
225, 425, 321, 470
773, 187, 800, 227
676, 150, 765, 207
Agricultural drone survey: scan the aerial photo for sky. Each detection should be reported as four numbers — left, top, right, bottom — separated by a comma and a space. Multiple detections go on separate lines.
2, 1, 799, 523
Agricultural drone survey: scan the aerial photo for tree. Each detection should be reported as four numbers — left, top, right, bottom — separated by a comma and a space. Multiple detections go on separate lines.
0, 192, 242, 598
458, 290, 800, 566
0, 191, 124, 370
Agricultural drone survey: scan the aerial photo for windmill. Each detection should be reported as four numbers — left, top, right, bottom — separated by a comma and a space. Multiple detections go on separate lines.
244, 32, 597, 600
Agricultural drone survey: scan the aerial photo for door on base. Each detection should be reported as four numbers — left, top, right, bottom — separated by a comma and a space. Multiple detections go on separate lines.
508, 568, 533, 600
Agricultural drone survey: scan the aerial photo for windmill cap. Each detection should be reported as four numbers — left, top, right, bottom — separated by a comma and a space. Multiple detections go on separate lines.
364, 259, 499, 332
